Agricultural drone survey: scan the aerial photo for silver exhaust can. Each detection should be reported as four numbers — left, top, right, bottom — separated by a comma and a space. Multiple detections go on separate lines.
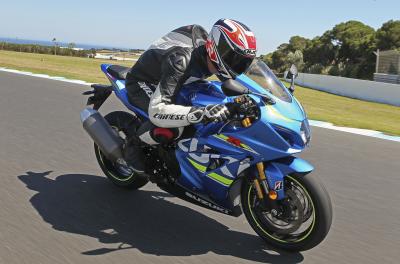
80, 108, 123, 161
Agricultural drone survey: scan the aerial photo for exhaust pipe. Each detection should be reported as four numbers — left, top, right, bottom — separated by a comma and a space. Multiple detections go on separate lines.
80, 108, 124, 161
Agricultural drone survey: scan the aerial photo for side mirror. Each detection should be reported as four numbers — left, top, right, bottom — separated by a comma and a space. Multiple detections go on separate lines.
284, 64, 298, 94
221, 79, 249, 96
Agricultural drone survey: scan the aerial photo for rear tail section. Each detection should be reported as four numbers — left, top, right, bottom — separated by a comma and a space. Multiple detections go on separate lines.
98, 64, 149, 120
82, 84, 112, 110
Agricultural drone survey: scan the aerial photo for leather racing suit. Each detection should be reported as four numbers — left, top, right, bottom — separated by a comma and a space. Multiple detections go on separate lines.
126, 25, 221, 145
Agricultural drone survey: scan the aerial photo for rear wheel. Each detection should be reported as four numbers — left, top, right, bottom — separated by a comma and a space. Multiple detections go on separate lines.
94, 111, 148, 189
241, 173, 332, 251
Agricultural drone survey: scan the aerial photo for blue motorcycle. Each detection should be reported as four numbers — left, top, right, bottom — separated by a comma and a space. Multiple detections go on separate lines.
80, 59, 332, 251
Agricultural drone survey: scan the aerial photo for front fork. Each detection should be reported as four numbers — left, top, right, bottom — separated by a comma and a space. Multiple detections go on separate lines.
254, 153, 279, 201
234, 95, 279, 202
241, 117, 277, 201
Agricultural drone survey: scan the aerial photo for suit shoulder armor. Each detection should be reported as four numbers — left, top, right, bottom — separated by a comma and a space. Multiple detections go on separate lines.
166, 47, 192, 73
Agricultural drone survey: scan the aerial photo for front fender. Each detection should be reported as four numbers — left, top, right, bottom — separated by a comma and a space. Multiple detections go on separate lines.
265, 157, 314, 200
271, 156, 314, 175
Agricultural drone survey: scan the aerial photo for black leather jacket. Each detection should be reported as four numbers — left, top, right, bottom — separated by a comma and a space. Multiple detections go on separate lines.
126, 25, 215, 128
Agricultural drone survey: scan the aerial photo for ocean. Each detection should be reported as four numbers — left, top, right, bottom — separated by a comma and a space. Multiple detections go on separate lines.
0, 37, 129, 51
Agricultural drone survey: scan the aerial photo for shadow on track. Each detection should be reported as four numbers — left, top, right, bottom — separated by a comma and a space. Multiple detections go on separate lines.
18, 171, 303, 263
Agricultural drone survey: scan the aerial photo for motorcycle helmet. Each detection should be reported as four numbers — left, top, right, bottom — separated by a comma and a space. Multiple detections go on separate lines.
206, 19, 257, 79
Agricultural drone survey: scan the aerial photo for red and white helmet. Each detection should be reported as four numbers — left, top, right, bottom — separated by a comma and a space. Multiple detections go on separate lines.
206, 19, 257, 79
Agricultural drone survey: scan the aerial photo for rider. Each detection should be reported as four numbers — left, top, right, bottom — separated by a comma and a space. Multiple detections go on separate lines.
124, 18, 257, 173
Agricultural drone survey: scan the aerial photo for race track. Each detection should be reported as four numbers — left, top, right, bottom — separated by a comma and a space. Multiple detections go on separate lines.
1, 71, 399, 264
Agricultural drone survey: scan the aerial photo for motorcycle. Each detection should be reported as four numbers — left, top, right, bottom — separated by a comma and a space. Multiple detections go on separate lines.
80, 59, 332, 251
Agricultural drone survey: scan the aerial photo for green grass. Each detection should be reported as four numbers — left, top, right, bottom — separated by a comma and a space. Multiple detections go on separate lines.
0, 50, 399, 135
0, 50, 133, 83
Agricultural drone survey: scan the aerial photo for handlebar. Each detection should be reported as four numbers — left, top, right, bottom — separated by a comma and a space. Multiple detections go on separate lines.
203, 95, 258, 125
231, 94, 258, 117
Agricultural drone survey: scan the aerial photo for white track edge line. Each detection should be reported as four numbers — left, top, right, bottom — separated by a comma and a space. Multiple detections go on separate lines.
308, 120, 400, 142
0, 67, 93, 86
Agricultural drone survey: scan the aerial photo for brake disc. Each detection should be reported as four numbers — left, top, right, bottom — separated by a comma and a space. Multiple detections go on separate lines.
255, 189, 304, 235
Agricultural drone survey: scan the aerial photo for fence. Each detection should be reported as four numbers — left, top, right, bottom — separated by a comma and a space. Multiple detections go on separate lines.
294, 73, 400, 106
373, 73, 400, 84
374, 49, 400, 84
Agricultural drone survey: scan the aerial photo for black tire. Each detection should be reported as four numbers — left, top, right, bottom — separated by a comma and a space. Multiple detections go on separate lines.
94, 111, 149, 189
241, 173, 332, 251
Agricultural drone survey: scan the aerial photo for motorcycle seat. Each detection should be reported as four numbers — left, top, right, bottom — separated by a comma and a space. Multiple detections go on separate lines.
107, 65, 130, 80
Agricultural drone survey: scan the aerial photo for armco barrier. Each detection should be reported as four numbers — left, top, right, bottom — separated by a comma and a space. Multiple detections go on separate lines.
373, 73, 400, 84
294, 73, 400, 106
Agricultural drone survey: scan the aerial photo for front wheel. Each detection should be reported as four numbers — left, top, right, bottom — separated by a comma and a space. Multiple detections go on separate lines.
241, 173, 332, 251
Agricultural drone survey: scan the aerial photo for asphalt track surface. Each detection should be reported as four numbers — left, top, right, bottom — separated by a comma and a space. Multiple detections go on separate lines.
0, 71, 399, 264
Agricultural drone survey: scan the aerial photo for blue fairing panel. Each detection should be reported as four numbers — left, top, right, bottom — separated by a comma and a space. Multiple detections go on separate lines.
265, 157, 314, 199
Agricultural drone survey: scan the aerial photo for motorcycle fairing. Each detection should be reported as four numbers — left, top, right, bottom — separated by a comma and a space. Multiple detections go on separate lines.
175, 78, 312, 206
98, 63, 314, 212
176, 137, 248, 207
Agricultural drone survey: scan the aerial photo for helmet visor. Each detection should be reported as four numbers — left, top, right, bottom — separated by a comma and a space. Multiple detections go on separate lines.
217, 37, 255, 76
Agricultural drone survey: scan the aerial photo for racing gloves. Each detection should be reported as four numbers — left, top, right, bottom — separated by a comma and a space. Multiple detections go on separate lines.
186, 96, 256, 124
187, 104, 231, 124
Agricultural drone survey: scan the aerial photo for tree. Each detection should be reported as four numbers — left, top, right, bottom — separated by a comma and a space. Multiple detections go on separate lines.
288, 36, 310, 52
68, 42, 76, 49
260, 20, 385, 79
270, 43, 290, 72
303, 35, 336, 68
259, 52, 273, 65
287, 50, 305, 71
329, 21, 376, 64
328, 21, 376, 79
52, 38, 58, 55
376, 20, 400, 50
91, 48, 97, 56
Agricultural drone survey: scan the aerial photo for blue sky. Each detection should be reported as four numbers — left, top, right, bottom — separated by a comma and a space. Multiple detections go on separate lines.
1, 0, 399, 54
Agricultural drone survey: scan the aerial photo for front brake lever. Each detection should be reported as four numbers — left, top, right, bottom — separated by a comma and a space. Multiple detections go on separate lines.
247, 91, 275, 105
217, 117, 243, 135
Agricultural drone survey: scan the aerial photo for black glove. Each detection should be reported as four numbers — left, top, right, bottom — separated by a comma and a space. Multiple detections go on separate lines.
204, 104, 231, 122
187, 104, 231, 124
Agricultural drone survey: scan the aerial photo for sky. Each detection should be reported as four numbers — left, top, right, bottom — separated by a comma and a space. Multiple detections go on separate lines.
1, 0, 399, 54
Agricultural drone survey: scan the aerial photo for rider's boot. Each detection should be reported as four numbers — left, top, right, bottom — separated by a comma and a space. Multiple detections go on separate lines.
120, 122, 146, 175
123, 136, 146, 174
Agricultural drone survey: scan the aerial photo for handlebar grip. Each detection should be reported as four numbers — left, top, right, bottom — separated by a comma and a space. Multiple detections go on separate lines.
201, 116, 216, 125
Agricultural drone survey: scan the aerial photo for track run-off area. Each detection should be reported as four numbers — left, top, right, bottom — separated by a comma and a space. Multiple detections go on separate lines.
0, 71, 399, 264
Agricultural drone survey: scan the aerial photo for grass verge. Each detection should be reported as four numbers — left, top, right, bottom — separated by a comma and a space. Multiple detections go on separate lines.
0, 50, 133, 84
286, 82, 400, 136
0, 50, 399, 135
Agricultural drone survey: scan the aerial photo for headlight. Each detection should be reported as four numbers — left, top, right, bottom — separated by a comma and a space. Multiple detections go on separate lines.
300, 130, 307, 144
300, 119, 311, 145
